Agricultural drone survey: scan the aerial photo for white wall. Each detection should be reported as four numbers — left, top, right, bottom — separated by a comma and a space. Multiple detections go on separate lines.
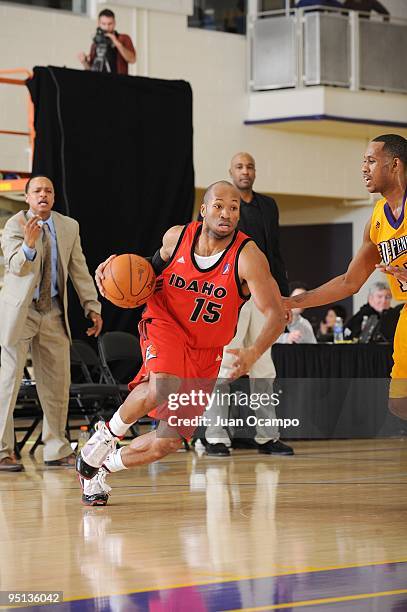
0, 0, 403, 313
109, 0, 193, 15
1, 2, 394, 199
382, 0, 407, 19
276, 195, 390, 311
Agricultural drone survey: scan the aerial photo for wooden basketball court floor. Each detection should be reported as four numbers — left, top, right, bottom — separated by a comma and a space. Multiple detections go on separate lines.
1, 438, 407, 611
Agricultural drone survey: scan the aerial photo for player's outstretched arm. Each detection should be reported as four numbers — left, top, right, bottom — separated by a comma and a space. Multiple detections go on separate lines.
286, 220, 381, 310
94, 225, 185, 297
226, 242, 286, 380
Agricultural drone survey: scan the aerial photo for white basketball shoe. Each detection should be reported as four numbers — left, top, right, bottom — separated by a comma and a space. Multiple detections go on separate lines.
76, 421, 118, 479
79, 467, 111, 506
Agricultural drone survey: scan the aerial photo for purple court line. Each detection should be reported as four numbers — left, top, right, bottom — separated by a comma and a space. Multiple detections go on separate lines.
21, 560, 407, 611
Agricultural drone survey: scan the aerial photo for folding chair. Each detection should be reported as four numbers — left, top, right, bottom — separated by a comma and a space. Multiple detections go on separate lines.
0, 341, 43, 459
98, 331, 149, 437
97, 331, 142, 395
28, 340, 122, 456
68, 339, 123, 434
14, 376, 43, 459
98, 331, 189, 450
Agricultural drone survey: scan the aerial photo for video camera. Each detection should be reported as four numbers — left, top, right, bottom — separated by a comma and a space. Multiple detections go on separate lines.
93, 27, 114, 48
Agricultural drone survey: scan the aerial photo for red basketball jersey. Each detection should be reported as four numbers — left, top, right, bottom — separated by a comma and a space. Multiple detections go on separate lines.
142, 222, 252, 349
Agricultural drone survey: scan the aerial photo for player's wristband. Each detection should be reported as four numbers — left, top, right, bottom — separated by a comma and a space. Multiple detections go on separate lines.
146, 250, 167, 275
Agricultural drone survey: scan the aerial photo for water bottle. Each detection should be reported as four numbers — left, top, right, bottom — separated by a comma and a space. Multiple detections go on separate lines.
333, 316, 344, 343
77, 425, 90, 452
361, 315, 369, 332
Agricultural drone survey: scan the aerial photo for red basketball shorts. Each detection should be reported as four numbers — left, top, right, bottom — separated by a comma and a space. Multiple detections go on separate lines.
128, 318, 223, 437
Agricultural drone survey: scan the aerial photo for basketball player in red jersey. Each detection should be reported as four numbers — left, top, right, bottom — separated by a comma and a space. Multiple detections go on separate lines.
76, 181, 286, 505
285, 134, 407, 421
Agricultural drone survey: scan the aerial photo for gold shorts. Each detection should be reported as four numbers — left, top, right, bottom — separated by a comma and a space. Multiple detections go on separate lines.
390, 304, 407, 399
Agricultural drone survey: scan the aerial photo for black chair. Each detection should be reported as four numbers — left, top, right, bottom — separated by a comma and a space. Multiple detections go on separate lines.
28, 340, 123, 456
98, 332, 189, 450
14, 375, 43, 459
0, 341, 43, 459
68, 339, 123, 430
97, 331, 142, 395
97, 331, 150, 435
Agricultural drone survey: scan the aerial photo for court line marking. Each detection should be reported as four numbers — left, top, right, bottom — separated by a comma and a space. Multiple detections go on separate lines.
227, 454, 406, 464
227, 445, 407, 454
230, 448, 407, 457
223, 587, 407, 611
32, 558, 407, 606
2, 477, 407, 495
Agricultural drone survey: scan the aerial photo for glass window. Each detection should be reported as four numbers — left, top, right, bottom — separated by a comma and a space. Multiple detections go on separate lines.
188, 0, 247, 34
260, 0, 286, 10
4, 0, 87, 14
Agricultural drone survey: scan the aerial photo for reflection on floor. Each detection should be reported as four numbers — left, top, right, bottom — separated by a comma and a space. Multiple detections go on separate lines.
0, 438, 406, 611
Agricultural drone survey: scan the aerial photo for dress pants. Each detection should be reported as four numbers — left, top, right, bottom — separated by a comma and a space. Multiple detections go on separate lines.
206, 298, 279, 446
0, 298, 72, 462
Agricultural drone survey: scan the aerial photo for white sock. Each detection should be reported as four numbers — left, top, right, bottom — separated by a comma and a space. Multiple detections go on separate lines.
108, 407, 133, 437
104, 448, 127, 472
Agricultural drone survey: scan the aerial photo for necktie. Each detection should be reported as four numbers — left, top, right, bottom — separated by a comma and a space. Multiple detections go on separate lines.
35, 223, 52, 314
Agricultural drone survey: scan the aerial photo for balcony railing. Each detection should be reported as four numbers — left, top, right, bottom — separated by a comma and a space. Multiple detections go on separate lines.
248, 6, 407, 94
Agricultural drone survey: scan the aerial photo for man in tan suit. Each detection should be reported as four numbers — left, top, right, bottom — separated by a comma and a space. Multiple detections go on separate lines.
0, 176, 102, 471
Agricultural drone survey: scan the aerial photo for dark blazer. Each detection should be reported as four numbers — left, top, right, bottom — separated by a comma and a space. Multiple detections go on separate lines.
251, 192, 289, 297
198, 191, 289, 296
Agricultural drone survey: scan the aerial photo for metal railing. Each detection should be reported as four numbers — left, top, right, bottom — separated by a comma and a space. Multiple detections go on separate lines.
0, 69, 34, 194
248, 6, 407, 94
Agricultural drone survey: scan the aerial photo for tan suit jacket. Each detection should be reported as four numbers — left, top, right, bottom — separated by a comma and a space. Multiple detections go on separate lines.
0, 210, 101, 346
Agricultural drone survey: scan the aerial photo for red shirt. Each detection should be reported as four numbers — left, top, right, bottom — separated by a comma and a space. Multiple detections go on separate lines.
143, 222, 251, 349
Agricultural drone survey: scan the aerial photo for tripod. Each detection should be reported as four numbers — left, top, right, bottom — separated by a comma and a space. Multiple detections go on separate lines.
91, 44, 111, 73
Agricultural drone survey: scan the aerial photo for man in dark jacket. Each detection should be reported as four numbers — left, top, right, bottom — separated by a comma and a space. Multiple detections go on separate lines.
345, 281, 393, 339
230, 152, 288, 297
203, 152, 293, 457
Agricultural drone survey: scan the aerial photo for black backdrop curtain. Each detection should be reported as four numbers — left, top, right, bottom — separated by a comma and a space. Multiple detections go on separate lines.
27, 66, 194, 338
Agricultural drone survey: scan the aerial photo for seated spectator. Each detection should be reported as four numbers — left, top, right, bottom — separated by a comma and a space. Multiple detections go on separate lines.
317, 304, 347, 342
296, 0, 343, 8
344, 281, 392, 339
277, 282, 317, 344
342, 0, 390, 19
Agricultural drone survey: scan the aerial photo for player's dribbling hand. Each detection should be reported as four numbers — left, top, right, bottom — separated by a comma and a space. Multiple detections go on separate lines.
225, 347, 259, 381
95, 254, 117, 297
376, 263, 407, 282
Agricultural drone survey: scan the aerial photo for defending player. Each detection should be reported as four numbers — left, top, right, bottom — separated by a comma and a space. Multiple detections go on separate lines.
286, 134, 407, 421
76, 181, 286, 505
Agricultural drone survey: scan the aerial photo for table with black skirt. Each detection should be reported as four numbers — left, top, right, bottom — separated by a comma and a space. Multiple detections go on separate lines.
271, 343, 404, 438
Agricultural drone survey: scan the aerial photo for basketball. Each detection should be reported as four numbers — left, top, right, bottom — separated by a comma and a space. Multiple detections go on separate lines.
101, 254, 156, 308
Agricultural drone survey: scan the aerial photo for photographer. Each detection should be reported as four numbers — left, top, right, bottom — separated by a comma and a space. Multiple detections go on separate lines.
78, 9, 136, 75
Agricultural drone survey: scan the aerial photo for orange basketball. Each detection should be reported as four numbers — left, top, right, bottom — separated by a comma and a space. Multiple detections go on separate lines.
102, 254, 156, 309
